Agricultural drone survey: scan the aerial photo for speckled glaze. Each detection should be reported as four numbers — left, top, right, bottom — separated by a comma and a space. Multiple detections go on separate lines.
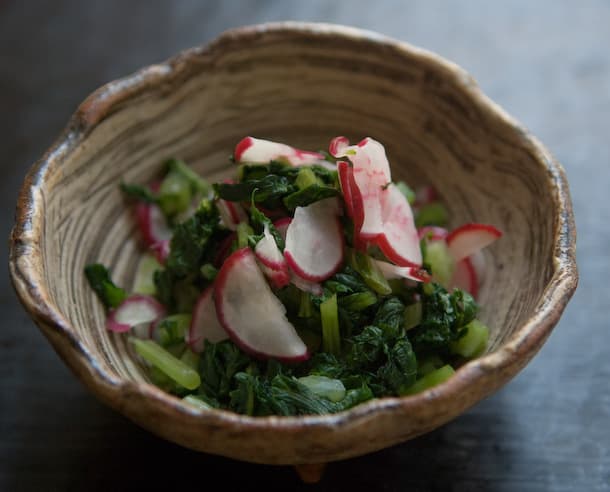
9, 22, 577, 471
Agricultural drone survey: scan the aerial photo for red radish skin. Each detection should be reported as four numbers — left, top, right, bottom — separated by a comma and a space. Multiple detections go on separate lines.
234, 136, 325, 166
187, 287, 228, 353
284, 198, 344, 282
337, 161, 366, 250
446, 223, 502, 262
217, 199, 247, 231
135, 202, 172, 247
214, 248, 309, 362
373, 259, 431, 283
107, 295, 166, 333
329, 136, 350, 156
331, 137, 391, 239
449, 257, 478, 298
374, 183, 422, 267
150, 239, 170, 264
260, 263, 291, 289
254, 225, 287, 271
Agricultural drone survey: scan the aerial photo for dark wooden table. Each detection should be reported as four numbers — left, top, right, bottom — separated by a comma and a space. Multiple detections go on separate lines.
1, 1, 607, 490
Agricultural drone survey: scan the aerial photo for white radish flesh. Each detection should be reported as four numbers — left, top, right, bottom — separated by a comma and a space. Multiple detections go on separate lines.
234, 136, 325, 167
214, 248, 308, 361
330, 137, 391, 239
373, 259, 431, 283
187, 287, 228, 353
107, 295, 166, 333
446, 223, 502, 262
284, 198, 344, 282
375, 183, 422, 267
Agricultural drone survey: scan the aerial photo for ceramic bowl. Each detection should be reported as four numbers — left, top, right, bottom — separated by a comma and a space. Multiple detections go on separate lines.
9, 22, 577, 471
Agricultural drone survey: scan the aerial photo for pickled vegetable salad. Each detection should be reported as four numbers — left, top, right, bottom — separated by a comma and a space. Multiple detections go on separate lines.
85, 136, 502, 416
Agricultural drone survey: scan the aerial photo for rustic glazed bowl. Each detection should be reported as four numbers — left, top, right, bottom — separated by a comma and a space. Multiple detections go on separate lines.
10, 22, 577, 472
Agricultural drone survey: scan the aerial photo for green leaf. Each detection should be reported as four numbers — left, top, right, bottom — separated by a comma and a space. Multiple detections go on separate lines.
282, 184, 339, 210
84, 264, 127, 309
214, 174, 294, 204
120, 182, 158, 204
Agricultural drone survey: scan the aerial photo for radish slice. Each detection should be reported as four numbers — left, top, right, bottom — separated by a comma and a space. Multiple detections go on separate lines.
446, 223, 502, 262
273, 217, 292, 242
329, 136, 350, 157
187, 287, 228, 353
469, 249, 487, 286
374, 183, 422, 267
330, 137, 391, 239
255, 225, 290, 289
255, 225, 287, 271
234, 136, 326, 167
289, 270, 323, 296
107, 295, 166, 333
418, 226, 449, 242
214, 248, 308, 361
373, 259, 431, 283
449, 257, 478, 298
217, 199, 248, 231
150, 239, 170, 264
337, 161, 365, 249
284, 198, 344, 282
260, 263, 291, 289
135, 202, 172, 247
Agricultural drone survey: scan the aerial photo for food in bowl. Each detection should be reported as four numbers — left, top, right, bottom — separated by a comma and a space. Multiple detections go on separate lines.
85, 135, 501, 416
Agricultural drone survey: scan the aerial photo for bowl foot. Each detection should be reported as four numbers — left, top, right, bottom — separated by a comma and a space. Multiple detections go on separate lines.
293, 463, 327, 483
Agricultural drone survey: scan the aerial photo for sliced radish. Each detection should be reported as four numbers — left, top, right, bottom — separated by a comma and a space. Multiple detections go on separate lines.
330, 137, 391, 240
187, 287, 228, 352
469, 249, 487, 286
373, 259, 431, 283
255, 225, 290, 289
135, 202, 172, 247
217, 199, 248, 231
374, 183, 422, 267
337, 161, 365, 249
446, 223, 502, 262
284, 198, 344, 282
214, 248, 308, 361
449, 257, 478, 298
107, 295, 166, 333
234, 136, 326, 167
260, 263, 291, 289
273, 217, 292, 242
150, 239, 170, 264
289, 270, 323, 296
418, 226, 449, 242
329, 136, 350, 156
255, 225, 286, 270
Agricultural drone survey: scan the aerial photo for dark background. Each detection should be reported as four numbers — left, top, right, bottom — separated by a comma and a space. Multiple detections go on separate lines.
1, 1, 608, 491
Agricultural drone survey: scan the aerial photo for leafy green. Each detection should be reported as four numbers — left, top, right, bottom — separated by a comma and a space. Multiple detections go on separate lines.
166, 199, 218, 278
282, 185, 339, 210
214, 175, 294, 205
410, 283, 478, 353
120, 182, 158, 204
84, 264, 127, 309
198, 340, 251, 402
248, 200, 284, 250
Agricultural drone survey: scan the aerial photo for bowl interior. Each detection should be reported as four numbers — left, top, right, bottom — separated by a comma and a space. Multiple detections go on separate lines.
13, 24, 572, 464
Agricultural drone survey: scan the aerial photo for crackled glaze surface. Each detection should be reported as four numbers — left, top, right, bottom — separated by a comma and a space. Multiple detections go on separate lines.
9, 23, 577, 465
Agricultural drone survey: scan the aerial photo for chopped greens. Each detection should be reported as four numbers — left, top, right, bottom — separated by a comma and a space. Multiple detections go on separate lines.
84, 136, 500, 417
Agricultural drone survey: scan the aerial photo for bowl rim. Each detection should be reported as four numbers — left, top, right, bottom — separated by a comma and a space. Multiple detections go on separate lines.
9, 21, 578, 446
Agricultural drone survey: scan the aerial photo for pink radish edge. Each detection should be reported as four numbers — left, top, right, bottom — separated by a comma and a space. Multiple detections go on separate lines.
107, 294, 166, 333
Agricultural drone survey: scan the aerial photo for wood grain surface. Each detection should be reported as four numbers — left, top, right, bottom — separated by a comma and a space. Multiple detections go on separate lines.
0, 1, 607, 491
